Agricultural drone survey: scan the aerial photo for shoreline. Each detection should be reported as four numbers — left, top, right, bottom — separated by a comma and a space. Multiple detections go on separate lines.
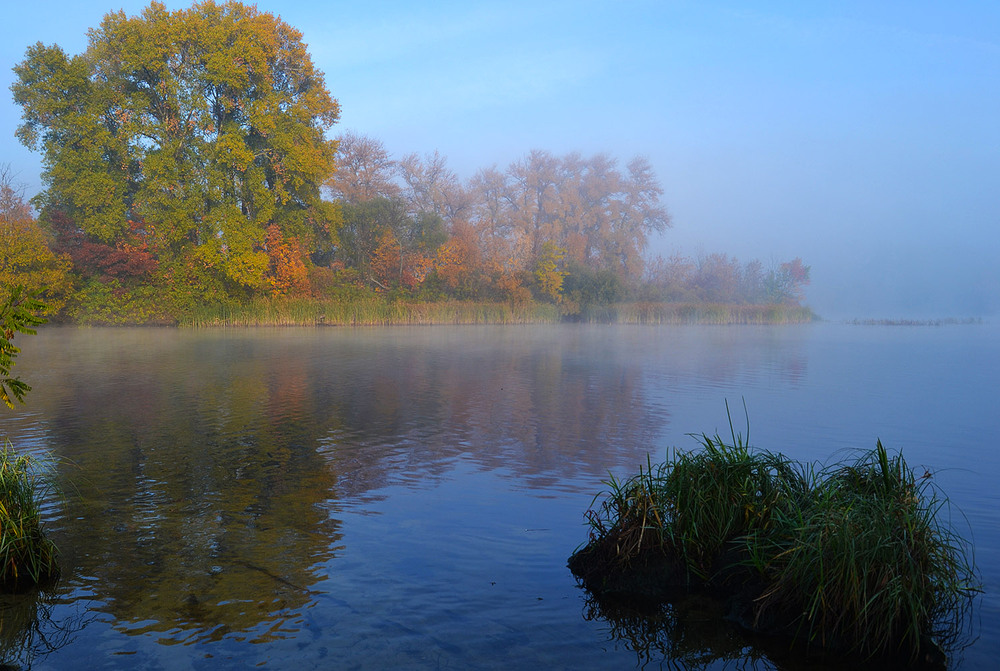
53, 300, 820, 327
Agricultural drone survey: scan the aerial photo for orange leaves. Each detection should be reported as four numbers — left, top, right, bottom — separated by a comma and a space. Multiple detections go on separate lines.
370, 230, 433, 292
433, 240, 468, 291
263, 224, 308, 297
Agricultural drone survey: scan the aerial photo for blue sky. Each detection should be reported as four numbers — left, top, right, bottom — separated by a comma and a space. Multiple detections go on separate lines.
3, 1, 998, 318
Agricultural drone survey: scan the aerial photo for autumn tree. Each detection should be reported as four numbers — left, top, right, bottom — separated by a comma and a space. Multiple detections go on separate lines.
338, 196, 448, 292
263, 224, 309, 296
337, 198, 408, 284
0, 166, 72, 313
327, 131, 400, 204
692, 253, 742, 303
641, 253, 696, 302
641, 252, 811, 306
533, 241, 568, 302
466, 166, 529, 283
766, 258, 811, 304
11, 1, 340, 297
398, 151, 471, 223
467, 151, 670, 282
431, 225, 481, 297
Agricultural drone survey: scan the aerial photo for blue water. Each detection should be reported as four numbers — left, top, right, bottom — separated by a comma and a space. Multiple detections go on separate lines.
1, 323, 996, 669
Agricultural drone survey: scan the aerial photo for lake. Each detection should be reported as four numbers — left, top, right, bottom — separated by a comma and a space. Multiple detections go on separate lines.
1, 323, 996, 669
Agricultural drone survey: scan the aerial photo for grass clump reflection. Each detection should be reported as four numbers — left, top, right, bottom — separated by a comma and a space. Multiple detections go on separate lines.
569, 417, 979, 665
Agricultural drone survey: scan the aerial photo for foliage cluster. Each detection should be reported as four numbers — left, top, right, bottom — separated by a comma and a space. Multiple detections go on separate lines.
571, 421, 978, 663
8, 1, 812, 324
1, 287, 46, 409
0, 169, 72, 315
11, 0, 338, 318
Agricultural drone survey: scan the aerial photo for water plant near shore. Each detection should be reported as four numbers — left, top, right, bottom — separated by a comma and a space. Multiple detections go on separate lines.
180, 297, 562, 327
0, 442, 58, 590
570, 425, 979, 664
1, 286, 59, 591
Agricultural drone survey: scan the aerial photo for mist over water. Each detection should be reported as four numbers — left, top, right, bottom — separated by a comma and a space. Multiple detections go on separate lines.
1, 324, 995, 669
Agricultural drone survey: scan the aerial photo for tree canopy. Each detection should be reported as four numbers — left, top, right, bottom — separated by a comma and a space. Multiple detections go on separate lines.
7, 2, 812, 321
12, 0, 340, 296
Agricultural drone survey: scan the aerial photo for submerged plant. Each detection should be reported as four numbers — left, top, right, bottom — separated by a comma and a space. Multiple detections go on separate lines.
0, 441, 59, 590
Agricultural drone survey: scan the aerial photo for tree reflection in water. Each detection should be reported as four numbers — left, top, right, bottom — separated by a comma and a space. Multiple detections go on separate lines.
0, 586, 90, 668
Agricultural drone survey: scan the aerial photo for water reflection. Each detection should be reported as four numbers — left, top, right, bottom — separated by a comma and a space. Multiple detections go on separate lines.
11, 330, 344, 645
0, 587, 87, 667
583, 591, 967, 671
0, 325, 833, 666
8, 327, 677, 647
582, 594, 769, 670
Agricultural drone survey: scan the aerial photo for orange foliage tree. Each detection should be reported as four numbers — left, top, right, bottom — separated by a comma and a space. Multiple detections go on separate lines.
263, 224, 309, 297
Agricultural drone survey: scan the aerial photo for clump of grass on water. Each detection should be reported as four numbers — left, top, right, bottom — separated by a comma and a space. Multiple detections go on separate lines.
0, 441, 58, 591
747, 439, 977, 659
570, 413, 979, 663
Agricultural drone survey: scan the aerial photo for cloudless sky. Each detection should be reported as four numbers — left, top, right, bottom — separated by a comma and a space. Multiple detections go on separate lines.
3, 0, 998, 318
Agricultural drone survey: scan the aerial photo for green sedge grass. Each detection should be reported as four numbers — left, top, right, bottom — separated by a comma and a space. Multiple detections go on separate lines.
0, 441, 58, 590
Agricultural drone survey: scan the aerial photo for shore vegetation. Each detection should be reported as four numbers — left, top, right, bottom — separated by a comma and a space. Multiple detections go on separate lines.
0, 285, 59, 590
0, 442, 59, 590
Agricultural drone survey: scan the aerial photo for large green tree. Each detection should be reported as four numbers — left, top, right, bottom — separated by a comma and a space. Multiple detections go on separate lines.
12, 0, 340, 295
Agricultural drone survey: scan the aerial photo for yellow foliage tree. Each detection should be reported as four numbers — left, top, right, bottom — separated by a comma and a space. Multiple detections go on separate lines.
534, 242, 567, 302
0, 180, 72, 314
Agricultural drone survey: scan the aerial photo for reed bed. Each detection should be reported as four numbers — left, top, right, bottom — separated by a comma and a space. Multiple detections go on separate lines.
610, 302, 817, 325
0, 442, 58, 590
180, 297, 818, 327
181, 298, 561, 326
570, 427, 978, 663
846, 317, 983, 327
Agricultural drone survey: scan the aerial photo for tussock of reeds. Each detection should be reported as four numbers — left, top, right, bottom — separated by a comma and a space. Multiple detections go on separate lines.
0, 442, 58, 591
569, 421, 978, 664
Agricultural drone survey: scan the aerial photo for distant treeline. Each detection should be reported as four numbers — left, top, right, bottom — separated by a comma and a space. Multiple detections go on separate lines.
1, 1, 811, 325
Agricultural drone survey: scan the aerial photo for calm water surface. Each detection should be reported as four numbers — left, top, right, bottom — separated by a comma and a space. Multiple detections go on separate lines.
0, 324, 996, 669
